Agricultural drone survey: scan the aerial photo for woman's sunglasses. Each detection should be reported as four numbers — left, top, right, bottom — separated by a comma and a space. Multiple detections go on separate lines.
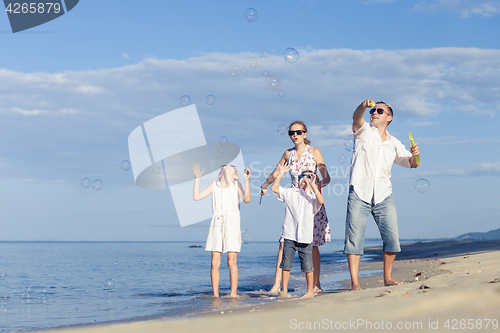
288, 130, 306, 136
369, 108, 386, 115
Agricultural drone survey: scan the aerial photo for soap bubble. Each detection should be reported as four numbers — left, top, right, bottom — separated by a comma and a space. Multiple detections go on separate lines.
81, 178, 91, 188
0, 272, 5, 280
218, 146, 224, 154
241, 67, 248, 75
241, 229, 252, 244
277, 124, 287, 135
262, 70, 270, 77
259, 50, 269, 61
229, 65, 241, 78
284, 48, 299, 63
219, 136, 228, 145
278, 90, 285, 97
92, 179, 103, 191
249, 58, 260, 70
179, 95, 191, 107
120, 160, 131, 171
322, 72, 326, 76
343, 135, 354, 152
337, 154, 347, 165
267, 74, 281, 91
174, 131, 179, 137
104, 278, 115, 290
244, 8, 258, 22
205, 94, 216, 105
414, 179, 430, 193
152, 166, 161, 175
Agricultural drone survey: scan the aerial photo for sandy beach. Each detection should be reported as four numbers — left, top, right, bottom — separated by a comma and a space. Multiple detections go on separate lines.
43, 241, 500, 333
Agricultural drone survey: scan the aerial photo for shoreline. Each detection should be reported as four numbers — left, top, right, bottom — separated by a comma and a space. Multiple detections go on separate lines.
41, 240, 500, 333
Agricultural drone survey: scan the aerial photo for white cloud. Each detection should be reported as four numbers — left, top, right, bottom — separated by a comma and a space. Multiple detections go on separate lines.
122, 53, 130, 60
417, 161, 500, 177
0, 47, 499, 180
418, 135, 500, 145
413, 0, 500, 17
406, 121, 440, 126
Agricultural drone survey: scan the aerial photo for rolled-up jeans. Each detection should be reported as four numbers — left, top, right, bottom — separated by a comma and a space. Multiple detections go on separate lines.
344, 186, 401, 254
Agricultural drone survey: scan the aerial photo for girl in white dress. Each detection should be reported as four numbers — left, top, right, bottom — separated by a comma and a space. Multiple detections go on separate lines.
192, 163, 251, 297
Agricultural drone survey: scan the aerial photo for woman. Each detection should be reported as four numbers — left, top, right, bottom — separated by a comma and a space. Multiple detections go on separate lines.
261, 121, 331, 293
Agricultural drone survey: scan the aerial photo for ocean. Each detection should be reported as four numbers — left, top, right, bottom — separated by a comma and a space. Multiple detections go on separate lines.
0, 240, 384, 331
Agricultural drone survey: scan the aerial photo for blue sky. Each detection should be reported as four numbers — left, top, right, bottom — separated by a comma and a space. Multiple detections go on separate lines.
0, 0, 499, 241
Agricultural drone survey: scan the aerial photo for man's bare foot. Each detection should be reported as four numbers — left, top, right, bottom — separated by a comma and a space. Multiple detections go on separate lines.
268, 284, 281, 294
351, 283, 361, 291
313, 286, 322, 293
301, 291, 315, 299
384, 278, 403, 286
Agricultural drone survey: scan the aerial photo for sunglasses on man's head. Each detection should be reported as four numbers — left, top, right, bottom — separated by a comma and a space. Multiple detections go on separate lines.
288, 130, 306, 136
369, 108, 386, 115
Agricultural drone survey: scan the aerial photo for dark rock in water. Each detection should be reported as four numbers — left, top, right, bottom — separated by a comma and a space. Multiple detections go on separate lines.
189, 245, 202, 248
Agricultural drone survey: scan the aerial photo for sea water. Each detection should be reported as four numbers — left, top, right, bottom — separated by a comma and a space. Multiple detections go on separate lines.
0, 240, 383, 331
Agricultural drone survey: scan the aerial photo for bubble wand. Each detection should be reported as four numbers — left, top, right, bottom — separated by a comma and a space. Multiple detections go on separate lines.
408, 132, 420, 165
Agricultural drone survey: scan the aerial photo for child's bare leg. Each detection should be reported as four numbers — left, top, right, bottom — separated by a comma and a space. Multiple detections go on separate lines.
211, 252, 221, 297
312, 246, 322, 292
227, 252, 238, 297
281, 269, 290, 295
268, 241, 284, 293
301, 271, 315, 299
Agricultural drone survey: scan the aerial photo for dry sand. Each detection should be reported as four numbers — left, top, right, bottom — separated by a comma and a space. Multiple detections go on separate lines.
43, 241, 500, 333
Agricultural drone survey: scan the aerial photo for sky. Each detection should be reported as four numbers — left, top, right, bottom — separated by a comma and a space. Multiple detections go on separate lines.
0, 0, 499, 241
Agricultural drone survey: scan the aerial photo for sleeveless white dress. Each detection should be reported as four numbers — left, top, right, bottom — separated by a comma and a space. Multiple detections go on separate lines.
205, 181, 241, 253
287, 146, 331, 246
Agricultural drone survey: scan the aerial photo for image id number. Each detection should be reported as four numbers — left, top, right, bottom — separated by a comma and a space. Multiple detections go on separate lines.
6, 3, 61, 14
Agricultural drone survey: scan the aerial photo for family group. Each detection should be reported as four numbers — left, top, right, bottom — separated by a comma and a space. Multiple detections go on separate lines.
192, 99, 421, 298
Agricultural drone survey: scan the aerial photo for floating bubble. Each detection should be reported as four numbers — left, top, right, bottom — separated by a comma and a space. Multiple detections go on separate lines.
262, 70, 270, 78
205, 94, 216, 105
321, 72, 326, 76
241, 67, 248, 75
277, 124, 287, 135
179, 95, 191, 107
120, 160, 131, 171
283, 48, 299, 63
218, 146, 224, 154
267, 74, 281, 91
337, 154, 347, 165
92, 179, 103, 191
343, 135, 354, 152
278, 90, 285, 97
259, 50, 269, 61
229, 65, 241, 78
244, 8, 258, 22
249, 58, 260, 70
0, 272, 5, 280
152, 166, 161, 175
241, 229, 252, 244
174, 131, 179, 137
104, 278, 115, 290
81, 178, 91, 188
219, 136, 228, 145
414, 179, 430, 193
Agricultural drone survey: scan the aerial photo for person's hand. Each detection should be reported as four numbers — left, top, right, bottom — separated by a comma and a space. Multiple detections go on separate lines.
411, 143, 420, 156
260, 187, 268, 196
192, 163, 204, 179
277, 162, 291, 176
309, 174, 319, 190
362, 99, 375, 109
243, 167, 251, 180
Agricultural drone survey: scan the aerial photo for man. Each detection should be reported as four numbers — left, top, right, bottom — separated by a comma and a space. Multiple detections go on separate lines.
344, 100, 420, 291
